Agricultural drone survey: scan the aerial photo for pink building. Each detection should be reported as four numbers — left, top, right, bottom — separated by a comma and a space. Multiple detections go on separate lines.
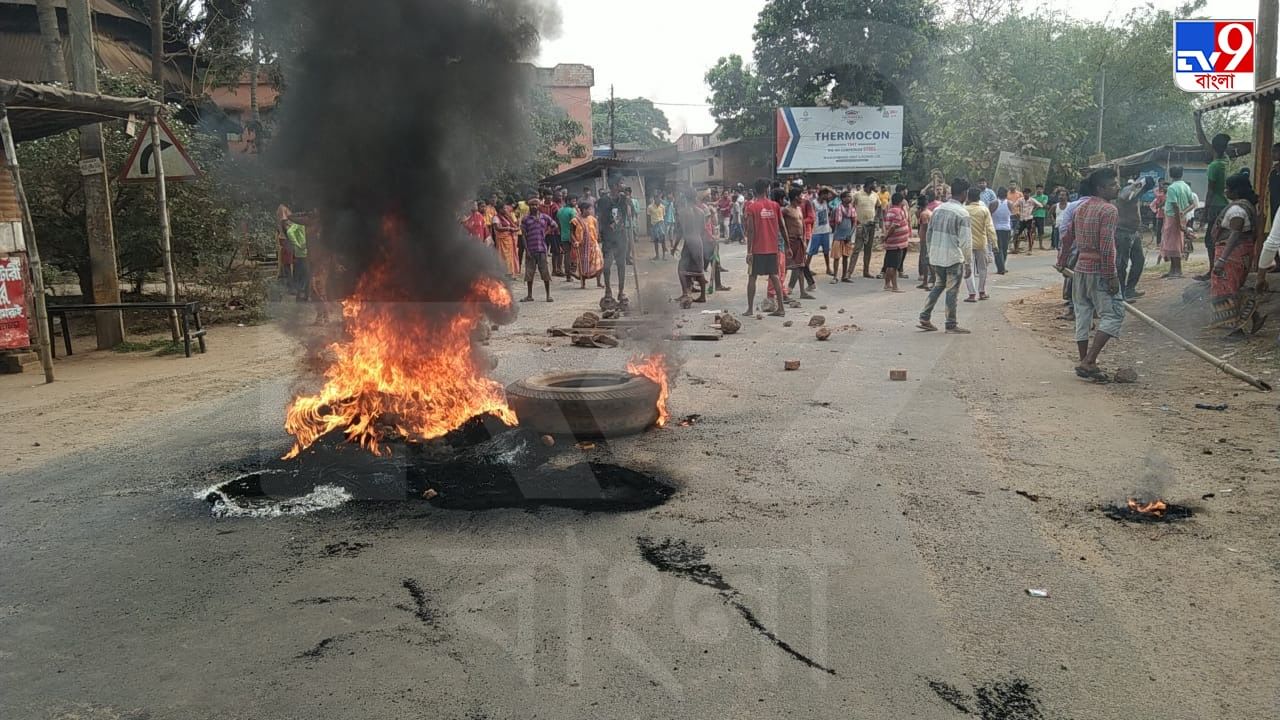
534, 63, 594, 172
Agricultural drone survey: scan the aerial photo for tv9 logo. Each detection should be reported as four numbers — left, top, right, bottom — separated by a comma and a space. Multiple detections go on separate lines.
1174, 20, 1256, 93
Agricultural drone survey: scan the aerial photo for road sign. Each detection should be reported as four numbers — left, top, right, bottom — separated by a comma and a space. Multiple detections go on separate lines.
1174, 19, 1256, 93
119, 119, 202, 184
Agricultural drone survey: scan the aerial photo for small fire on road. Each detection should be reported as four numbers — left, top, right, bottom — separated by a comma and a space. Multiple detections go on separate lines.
1103, 497, 1195, 523
1127, 497, 1168, 517
626, 353, 671, 428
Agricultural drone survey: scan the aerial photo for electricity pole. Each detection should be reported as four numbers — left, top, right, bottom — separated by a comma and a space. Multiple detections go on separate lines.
67, 0, 124, 348
150, 0, 163, 85
1096, 67, 1105, 156
609, 84, 616, 159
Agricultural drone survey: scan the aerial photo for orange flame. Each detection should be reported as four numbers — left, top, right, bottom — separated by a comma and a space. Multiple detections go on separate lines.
283, 231, 516, 458
626, 353, 671, 428
1126, 498, 1168, 517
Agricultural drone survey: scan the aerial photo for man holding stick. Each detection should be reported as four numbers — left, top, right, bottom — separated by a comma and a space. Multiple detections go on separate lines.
1062, 168, 1123, 382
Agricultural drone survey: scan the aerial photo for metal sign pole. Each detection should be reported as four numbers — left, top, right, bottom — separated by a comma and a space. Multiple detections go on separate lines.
151, 111, 179, 341
0, 105, 55, 383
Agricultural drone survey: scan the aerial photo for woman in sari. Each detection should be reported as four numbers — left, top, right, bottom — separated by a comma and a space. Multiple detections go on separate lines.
492, 201, 520, 279
573, 201, 604, 289
1210, 173, 1265, 335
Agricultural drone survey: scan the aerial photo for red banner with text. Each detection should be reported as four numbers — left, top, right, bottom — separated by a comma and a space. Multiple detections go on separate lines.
0, 255, 31, 350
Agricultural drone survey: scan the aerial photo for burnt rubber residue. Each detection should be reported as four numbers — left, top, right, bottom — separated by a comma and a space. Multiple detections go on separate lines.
636, 536, 836, 676
321, 541, 369, 557
297, 636, 338, 659
201, 427, 675, 515
929, 680, 973, 714
927, 677, 1046, 719
292, 596, 358, 606
399, 578, 434, 624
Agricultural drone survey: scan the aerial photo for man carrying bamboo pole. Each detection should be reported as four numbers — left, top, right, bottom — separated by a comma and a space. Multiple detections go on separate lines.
1063, 168, 1124, 382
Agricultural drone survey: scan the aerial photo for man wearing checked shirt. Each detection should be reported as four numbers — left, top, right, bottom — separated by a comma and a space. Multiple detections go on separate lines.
917, 177, 974, 334
1062, 168, 1123, 382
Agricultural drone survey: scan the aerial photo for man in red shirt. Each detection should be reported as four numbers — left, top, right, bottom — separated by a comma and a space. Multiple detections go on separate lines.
716, 190, 733, 239
744, 178, 787, 317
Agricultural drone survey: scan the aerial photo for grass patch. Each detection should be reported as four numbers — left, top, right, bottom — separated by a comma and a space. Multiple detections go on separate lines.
113, 338, 184, 356
153, 341, 185, 357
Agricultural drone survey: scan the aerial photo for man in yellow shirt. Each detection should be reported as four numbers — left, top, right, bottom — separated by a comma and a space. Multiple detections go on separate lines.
963, 187, 997, 302
852, 179, 883, 278
648, 195, 669, 259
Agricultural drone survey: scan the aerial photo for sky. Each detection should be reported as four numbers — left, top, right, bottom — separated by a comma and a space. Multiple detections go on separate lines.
536, 0, 1255, 138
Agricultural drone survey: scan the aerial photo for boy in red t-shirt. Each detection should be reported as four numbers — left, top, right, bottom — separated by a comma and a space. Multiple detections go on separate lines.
743, 178, 787, 317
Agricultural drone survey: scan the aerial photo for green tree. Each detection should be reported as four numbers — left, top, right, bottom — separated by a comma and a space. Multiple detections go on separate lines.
751, 0, 939, 108
909, 2, 1222, 185
705, 54, 770, 141
480, 86, 585, 197
908, 11, 1101, 181
591, 97, 672, 149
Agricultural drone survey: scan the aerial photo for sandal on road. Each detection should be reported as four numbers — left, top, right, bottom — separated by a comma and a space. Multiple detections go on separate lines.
1075, 366, 1110, 383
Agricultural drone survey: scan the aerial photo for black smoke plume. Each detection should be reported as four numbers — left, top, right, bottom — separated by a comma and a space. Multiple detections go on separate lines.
264, 0, 559, 303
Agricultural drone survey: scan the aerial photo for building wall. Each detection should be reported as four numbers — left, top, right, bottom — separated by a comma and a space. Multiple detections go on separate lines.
721, 144, 772, 188
536, 63, 594, 173
207, 74, 281, 155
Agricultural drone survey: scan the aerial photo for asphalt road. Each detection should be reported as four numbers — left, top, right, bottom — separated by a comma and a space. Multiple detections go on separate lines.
1, 245, 1269, 720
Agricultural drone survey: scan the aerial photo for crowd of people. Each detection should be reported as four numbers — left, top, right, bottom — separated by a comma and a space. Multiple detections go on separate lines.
447, 144, 1275, 382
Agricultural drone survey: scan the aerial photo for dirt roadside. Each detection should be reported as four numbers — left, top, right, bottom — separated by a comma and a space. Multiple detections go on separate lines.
0, 323, 302, 473
932, 270, 1280, 718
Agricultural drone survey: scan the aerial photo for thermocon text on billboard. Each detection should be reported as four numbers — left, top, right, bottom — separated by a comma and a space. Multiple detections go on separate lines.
776, 106, 904, 173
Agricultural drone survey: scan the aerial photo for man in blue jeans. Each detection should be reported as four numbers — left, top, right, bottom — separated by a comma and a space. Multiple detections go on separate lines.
918, 177, 974, 334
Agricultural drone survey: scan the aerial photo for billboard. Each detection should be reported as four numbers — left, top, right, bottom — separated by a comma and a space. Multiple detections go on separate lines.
993, 151, 1051, 193
775, 106, 903, 174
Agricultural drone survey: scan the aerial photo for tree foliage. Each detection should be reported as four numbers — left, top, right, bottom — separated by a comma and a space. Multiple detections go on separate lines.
480, 86, 585, 198
705, 54, 770, 141
752, 0, 939, 107
590, 97, 671, 149
910, 3, 1231, 184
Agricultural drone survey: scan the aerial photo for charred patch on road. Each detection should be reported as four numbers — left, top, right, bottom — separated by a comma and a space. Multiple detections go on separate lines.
927, 677, 1045, 719
321, 541, 369, 557
398, 578, 434, 624
199, 426, 674, 516
636, 536, 837, 676
1101, 499, 1195, 524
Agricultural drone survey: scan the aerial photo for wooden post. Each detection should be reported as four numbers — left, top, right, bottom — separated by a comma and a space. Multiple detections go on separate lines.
66, 0, 124, 349
151, 112, 180, 341
1255, 0, 1278, 243
1, 107, 56, 383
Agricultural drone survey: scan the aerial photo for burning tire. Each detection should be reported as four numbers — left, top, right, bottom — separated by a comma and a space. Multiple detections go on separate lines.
506, 371, 660, 438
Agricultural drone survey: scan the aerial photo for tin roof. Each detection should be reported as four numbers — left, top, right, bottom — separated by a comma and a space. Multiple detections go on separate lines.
1196, 77, 1280, 114
4, 0, 144, 23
